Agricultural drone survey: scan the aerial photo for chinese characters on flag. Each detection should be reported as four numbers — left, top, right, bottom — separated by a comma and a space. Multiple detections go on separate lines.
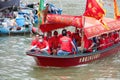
83, 0, 105, 20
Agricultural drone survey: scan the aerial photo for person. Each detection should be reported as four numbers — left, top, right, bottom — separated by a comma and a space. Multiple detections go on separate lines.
114, 31, 119, 44
98, 34, 107, 50
31, 34, 40, 47
82, 34, 95, 53
30, 33, 50, 55
57, 29, 76, 56
118, 30, 120, 42
51, 31, 59, 55
44, 31, 53, 54
72, 29, 81, 47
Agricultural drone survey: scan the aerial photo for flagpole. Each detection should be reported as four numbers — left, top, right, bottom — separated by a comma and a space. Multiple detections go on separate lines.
80, 15, 85, 53
38, 0, 45, 24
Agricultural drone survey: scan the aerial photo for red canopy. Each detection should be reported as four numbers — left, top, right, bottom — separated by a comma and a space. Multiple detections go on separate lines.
39, 15, 120, 38
84, 17, 120, 38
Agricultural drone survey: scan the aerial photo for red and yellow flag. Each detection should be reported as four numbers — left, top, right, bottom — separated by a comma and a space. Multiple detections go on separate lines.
113, 0, 120, 19
83, 0, 105, 20
84, 0, 110, 30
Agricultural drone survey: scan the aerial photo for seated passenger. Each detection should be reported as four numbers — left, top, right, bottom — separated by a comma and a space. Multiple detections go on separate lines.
114, 31, 119, 44
98, 34, 107, 50
31, 33, 50, 55
118, 30, 120, 42
67, 31, 73, 39
82, 34, 95, 53
72, 29, 81, 47
57, 29, 76, 56
91, 36, 99, 52
44, 31, 53, 53
31, 34, 40, 47
107, 33, 114, 47
51, 31, 59, 55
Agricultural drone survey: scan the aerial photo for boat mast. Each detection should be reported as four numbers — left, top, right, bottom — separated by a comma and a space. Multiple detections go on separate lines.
113, 0, 120, 19
80, 16, 85, 53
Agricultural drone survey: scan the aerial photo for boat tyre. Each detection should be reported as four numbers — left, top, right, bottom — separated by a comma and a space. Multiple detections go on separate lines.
16, 27, 21, 30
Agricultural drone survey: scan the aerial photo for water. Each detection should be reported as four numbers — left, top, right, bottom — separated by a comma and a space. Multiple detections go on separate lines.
0, 0, 120, 80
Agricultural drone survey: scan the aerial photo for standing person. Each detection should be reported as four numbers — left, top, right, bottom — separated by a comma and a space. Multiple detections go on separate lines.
57, 29, 76, 56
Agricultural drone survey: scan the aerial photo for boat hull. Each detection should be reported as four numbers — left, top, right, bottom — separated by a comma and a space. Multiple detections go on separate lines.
27, 43, 120, 67
0, 27, 32, 36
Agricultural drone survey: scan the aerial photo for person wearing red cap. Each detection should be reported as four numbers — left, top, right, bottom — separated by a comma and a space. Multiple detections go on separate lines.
57, 29, 76, 56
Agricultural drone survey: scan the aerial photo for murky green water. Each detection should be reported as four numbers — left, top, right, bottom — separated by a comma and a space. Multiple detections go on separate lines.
0, 0, 120, 80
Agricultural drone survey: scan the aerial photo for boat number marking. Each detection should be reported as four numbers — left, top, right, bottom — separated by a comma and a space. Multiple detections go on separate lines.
79, 54, 101, 63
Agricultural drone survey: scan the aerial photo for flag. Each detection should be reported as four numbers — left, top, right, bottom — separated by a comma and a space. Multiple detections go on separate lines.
84, 0, 109, 30
83, 0, 105, 20
113, 0, 120, 19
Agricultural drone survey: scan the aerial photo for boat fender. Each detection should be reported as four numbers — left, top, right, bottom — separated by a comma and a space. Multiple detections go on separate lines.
24, 24, 29, 28
16, 27, 21, 30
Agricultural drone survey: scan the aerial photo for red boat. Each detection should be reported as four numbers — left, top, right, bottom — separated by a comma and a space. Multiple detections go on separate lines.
26, 0, 120, 67
26, 43, 120, 67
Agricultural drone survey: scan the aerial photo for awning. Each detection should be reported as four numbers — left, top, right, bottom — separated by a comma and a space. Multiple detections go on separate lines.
39, 15, 120, 38
84, 17, 120, 38
46, 14, 82, 28
40, 23, 69, 32
40, 14, 82, 32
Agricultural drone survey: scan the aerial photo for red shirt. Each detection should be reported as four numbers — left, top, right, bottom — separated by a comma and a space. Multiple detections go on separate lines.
98, 38, 106, 50
36, 40, 50, 53
31, 39, 38, 46
52, 36, 59, 49
44, 37, 53, 49
73, 33, 81, 46
83, 35, 92, 52
59, 36, 73, 53
114, 33, 119, 43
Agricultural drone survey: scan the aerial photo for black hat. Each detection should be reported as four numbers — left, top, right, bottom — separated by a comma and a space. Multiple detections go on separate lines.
62, 29, 67, 36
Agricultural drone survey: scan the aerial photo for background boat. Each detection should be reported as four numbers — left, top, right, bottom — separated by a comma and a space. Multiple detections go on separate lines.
0, 0, 38, 35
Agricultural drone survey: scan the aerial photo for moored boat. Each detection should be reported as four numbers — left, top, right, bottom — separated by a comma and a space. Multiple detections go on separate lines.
0, 13, 33, 35
0, 1, 37, 35
26, 0, 120, 67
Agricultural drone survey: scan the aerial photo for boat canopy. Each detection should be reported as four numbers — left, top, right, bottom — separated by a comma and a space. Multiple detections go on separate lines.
0, 0, 20, 11
84, 17, 120, 38
39, 14, 120, 39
